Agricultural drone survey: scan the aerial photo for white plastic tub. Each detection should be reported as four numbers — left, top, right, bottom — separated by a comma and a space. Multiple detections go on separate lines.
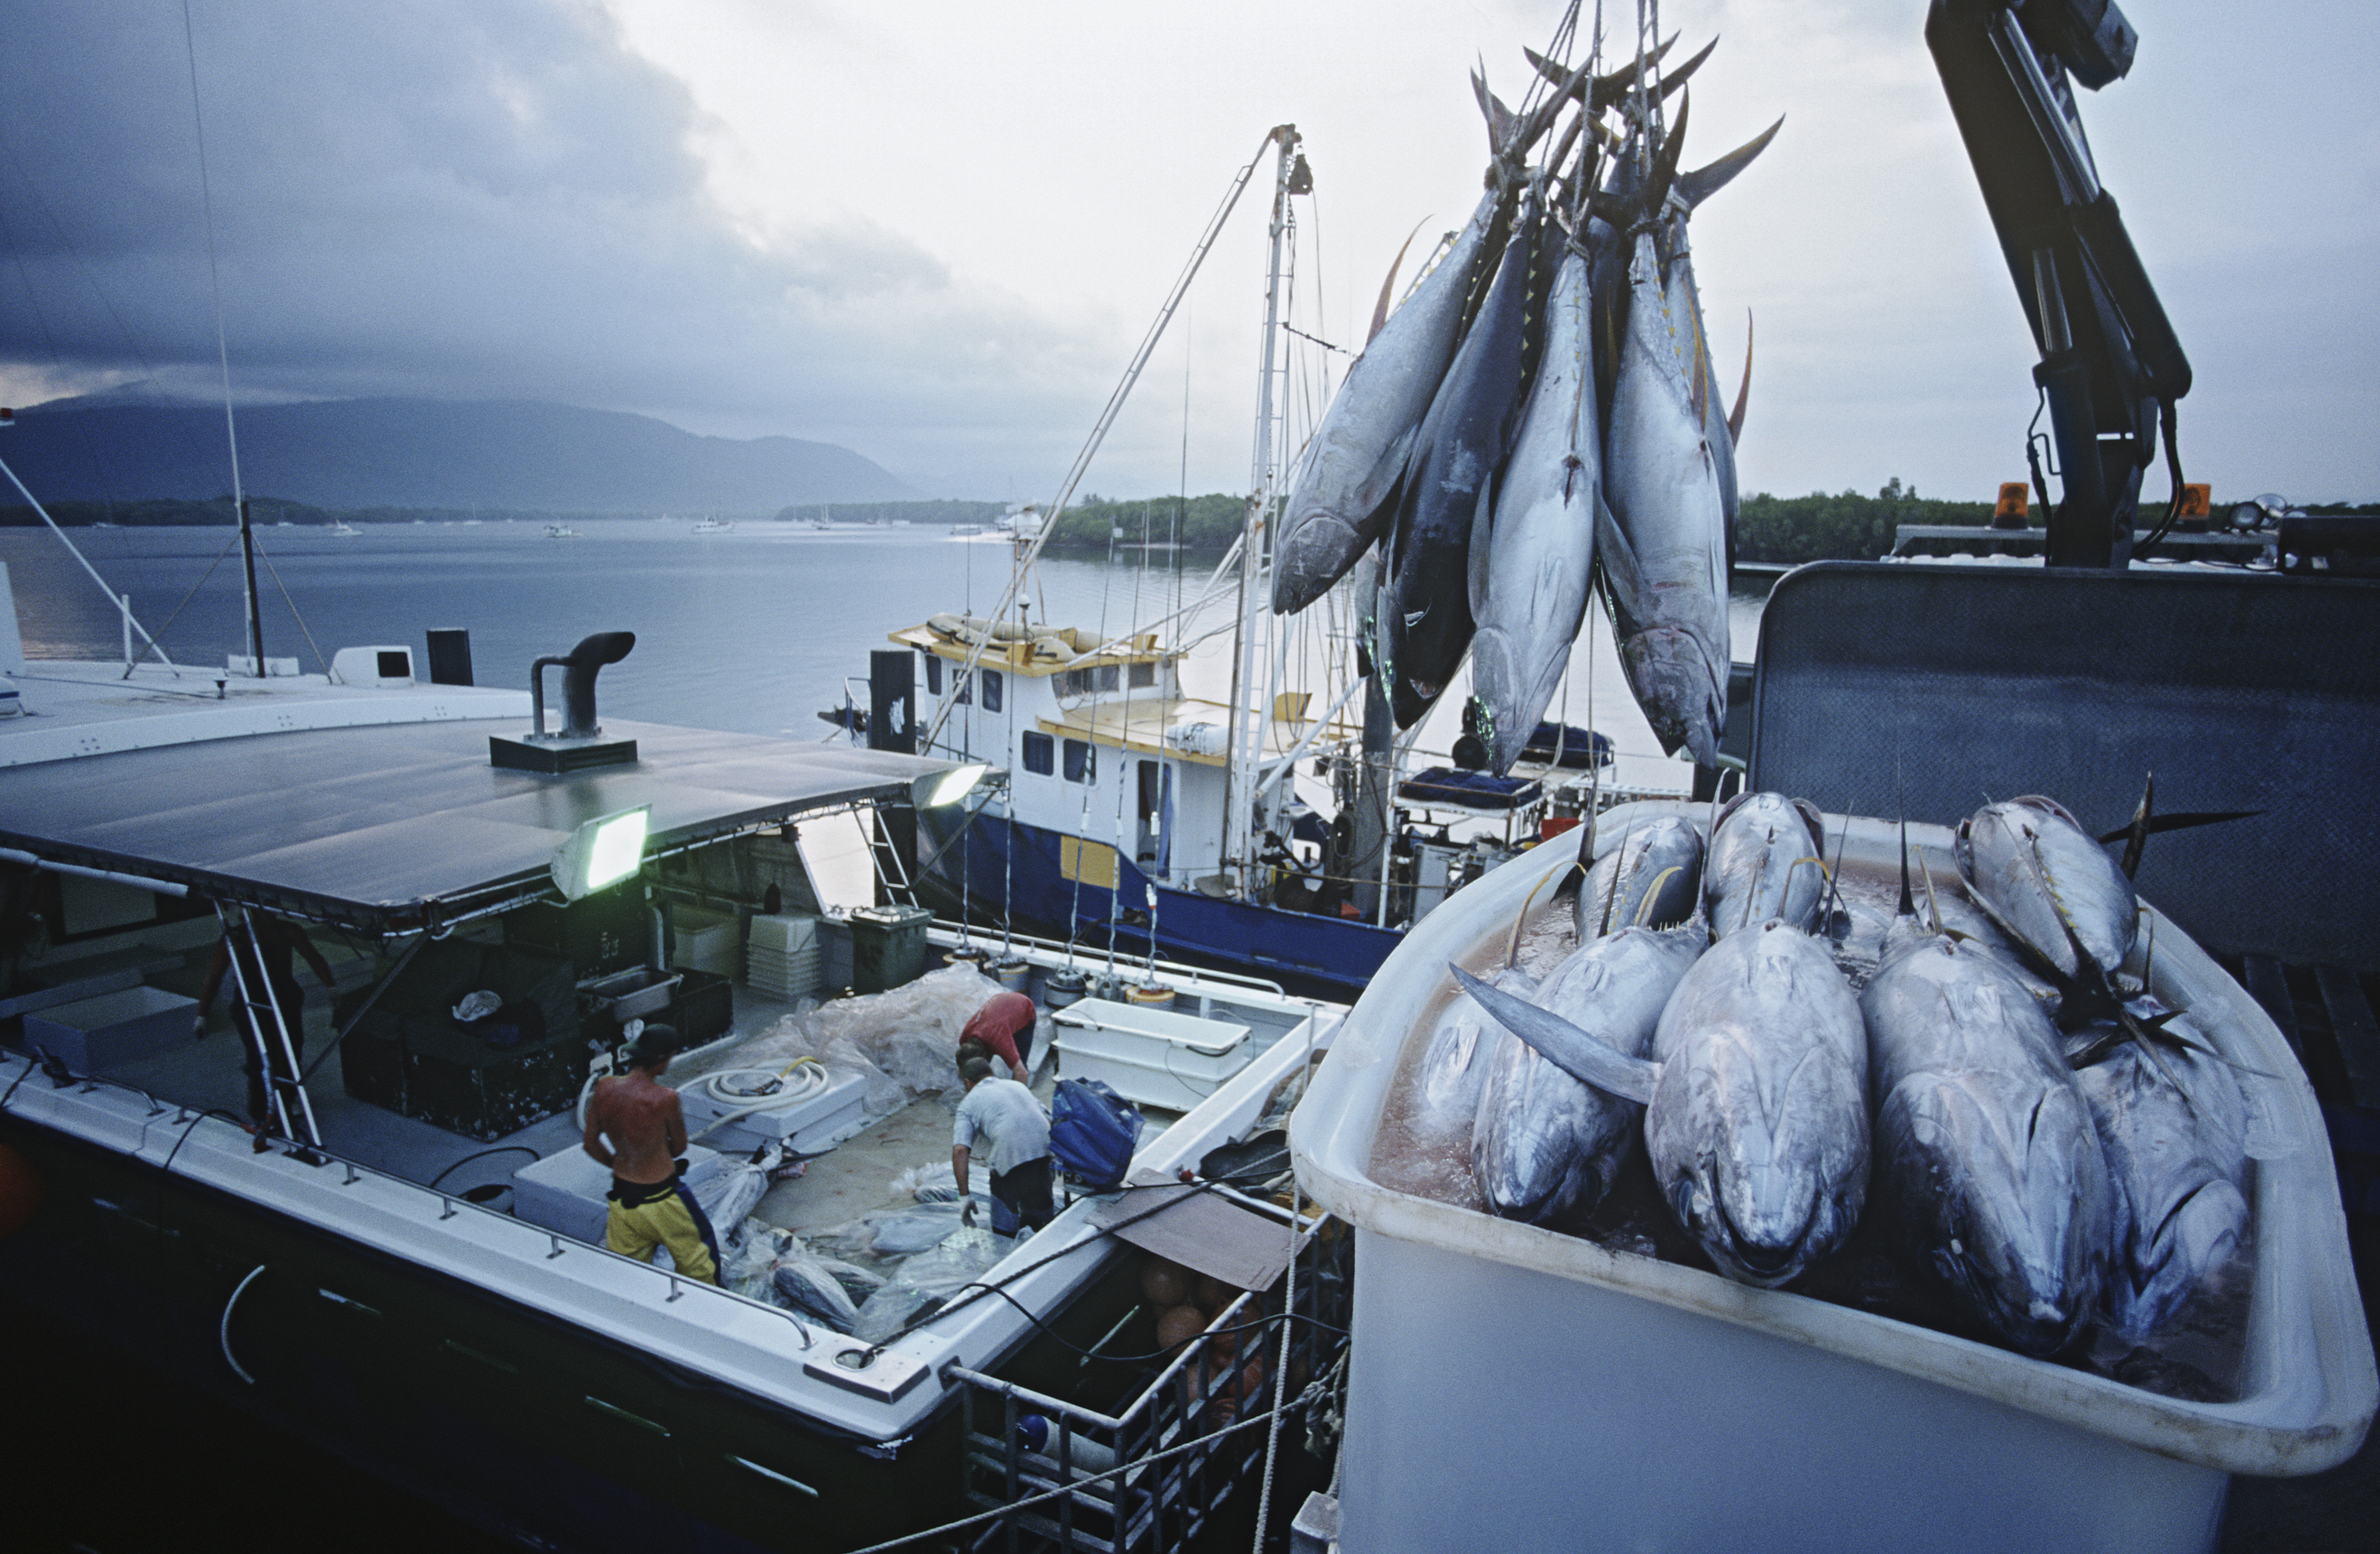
23, 984, 198, 1069
1291, 802, 2375, 1554
1052, 997, 1252, 1112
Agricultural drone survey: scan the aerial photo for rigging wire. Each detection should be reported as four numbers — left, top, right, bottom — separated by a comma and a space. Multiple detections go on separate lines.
179, 0, 249, 524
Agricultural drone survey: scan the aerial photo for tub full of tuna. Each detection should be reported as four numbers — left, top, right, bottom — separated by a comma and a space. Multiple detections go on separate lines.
1292, 794, 2375, 1554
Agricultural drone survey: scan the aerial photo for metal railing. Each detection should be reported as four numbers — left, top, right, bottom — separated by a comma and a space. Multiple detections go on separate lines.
949, 1207, 1347, 1554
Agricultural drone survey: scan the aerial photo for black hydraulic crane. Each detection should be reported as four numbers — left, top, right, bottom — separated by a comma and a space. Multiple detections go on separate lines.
1928, 0, 2191, 569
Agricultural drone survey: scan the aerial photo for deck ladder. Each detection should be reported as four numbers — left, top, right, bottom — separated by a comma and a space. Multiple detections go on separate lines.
214, 901, 326, 1152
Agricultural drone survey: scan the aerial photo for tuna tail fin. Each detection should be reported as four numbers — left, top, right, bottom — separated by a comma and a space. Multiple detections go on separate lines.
1370, 220, 1429, 344
1728, 311, 1754, 444
1451, 965, 1658, 1106
1525, 34, 1707, 116
1473, 69, 1520, 158
1674, 115, 1784, 212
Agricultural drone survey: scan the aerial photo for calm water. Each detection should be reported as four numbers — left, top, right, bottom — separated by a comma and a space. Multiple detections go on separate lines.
3, 520, 1765, 789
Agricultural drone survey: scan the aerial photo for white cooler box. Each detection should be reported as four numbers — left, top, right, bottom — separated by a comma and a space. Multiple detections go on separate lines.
24, 985, 198, 1069
674, 1064, 871, 1156
1051, 998, 1252, 1112
513, 1142, 729, 1247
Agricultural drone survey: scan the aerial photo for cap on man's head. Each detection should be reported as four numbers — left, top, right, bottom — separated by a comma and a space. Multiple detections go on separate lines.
629, 1023, 681, 1068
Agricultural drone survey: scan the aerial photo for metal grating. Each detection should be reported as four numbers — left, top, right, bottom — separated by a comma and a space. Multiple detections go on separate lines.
1748, 563, 2380, 973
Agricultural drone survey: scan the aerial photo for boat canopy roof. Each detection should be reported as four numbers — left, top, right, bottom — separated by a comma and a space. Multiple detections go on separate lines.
0, 714, 960, 935
890, 618, 1174, 678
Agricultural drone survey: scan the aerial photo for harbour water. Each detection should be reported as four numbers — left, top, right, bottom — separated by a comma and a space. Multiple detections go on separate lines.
2, 519, 1766, 798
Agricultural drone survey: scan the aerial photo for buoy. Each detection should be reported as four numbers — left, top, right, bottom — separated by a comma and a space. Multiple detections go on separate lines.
0, 1141, 42, 1239
1043, 968, 1088, 1009
1141, 1254, 1190, 1309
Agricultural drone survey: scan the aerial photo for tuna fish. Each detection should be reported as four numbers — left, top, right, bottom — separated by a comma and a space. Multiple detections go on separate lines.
1414, 964, 1539, 1136
1464, 220, 1599, 774
1591, 99, 1779, 764
1459, 915, 1868, 1287
2068, 1007, 2252, 1338
1375, 184, 1542, 727
1955, 796, 2140, 986
1465, 924, 1704, 1222
1703, 790, 1828, 939
1863, 923, 2113, 1356
1575, 814, 1704, 938
1272, 69, 1579, 616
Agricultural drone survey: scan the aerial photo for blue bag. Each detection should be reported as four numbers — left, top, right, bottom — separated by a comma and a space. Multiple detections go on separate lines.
1047, 1078, 1144, 1190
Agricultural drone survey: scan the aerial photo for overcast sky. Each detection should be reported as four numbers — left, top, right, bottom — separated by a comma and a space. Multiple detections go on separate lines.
2, 0, 2374, 504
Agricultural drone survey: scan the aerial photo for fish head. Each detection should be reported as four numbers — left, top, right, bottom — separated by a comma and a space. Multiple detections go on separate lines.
1274, 507, 1372, 615
1879, 1070, 2111, 1356
1651, 1016, 1867, 1289
1618, 627, 1725, 764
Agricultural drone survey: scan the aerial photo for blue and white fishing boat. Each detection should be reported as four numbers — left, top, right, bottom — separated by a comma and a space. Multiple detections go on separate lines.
833, 130, 1639, 998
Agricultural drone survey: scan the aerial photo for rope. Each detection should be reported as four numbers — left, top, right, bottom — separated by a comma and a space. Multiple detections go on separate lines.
145, 527, 243, 644
250, 536, 331, 675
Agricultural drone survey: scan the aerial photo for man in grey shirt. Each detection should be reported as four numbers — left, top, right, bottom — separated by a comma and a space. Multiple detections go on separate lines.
952, 1053, 1054, 1234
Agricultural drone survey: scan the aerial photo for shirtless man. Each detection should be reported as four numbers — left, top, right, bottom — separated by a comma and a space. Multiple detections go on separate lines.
581, 1025, 719, 1283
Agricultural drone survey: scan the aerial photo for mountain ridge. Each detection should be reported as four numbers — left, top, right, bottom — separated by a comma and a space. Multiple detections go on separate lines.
0, 395, 918, 511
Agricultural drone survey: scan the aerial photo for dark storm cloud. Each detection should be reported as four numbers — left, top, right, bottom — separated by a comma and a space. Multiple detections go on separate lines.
0, 0, 1100, 489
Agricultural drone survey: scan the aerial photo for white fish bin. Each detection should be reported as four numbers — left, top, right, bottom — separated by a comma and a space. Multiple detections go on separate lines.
1291, 802, 2374, 1554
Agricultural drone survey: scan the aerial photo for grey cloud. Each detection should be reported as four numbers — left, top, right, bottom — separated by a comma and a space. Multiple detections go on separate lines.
0, 0, 1103, 492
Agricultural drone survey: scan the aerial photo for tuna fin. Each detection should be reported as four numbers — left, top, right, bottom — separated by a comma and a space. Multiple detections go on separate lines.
1675, 115, 1784, 212
1525, 35, 1699, 116
1728, 311, 1754, 443
1370, 220, 1429, 343
2119, 771, 2154, 880
2092, 808, 2263, 848
1466, 471, 1497, 621
1473, 70, 1519, 157
1451, 965, 1658, 1106
1897, 817, 1915, 920
1593, 489, 1645, 611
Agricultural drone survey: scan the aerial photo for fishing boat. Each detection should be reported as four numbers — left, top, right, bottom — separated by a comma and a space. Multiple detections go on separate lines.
545, 522, 582, 539
0, 532, 1348, 1550
832, 130, 1648, 1001
691, 516, 735, 534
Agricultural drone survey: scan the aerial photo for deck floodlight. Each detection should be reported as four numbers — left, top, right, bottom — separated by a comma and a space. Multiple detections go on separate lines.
552, 804, 650, 899
917, 763, 991, 808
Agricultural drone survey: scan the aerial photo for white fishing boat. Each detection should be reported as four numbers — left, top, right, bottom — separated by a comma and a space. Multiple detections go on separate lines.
691, 516, 735, 534
544, 522, 581, 538
0, 538, 1347, 1551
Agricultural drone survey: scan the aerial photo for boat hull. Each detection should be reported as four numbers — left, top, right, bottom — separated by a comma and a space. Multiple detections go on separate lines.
919, 810, 1401, 995
0, 1112, 1134, 1552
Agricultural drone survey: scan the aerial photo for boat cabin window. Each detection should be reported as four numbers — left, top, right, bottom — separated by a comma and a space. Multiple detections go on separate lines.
1022, 731, 1054, 776
923, 653, 942, 696
1137, 759, 1161, 821
982, 669, 1003, 713
954, 672, 970, 705
1128, 661, 1157, 690
1059, 665, 1123, 698
1062, 738, 1094, 784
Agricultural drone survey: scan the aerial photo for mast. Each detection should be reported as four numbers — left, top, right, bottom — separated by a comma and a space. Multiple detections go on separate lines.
1222, 125, 1306, 899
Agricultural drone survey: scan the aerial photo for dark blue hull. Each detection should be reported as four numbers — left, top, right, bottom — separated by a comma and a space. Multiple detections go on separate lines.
924, 815, 1401, 995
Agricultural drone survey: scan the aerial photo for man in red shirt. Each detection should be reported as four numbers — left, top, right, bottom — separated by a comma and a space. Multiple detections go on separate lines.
960, 990, 1035, 1084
